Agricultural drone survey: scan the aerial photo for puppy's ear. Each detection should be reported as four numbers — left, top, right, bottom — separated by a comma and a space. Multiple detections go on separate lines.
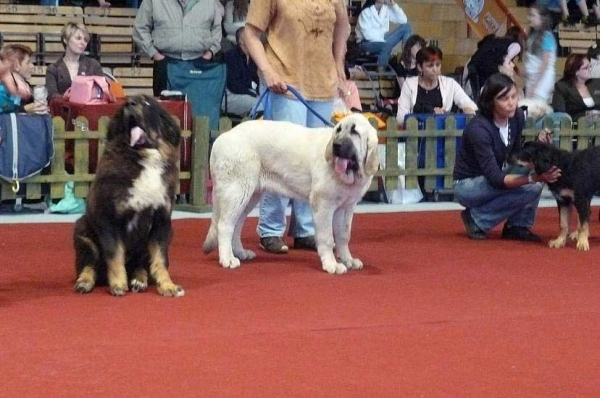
364, 128, 380, 176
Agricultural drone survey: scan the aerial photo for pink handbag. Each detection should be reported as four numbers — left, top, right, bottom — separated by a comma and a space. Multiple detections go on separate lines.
63, 76, 115, 105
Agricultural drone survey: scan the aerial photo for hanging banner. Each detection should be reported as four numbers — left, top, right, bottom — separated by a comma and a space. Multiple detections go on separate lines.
455, 0, 508, 38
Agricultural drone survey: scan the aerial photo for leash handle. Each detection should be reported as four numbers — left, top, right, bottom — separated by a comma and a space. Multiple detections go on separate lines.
249, 85, 334, 127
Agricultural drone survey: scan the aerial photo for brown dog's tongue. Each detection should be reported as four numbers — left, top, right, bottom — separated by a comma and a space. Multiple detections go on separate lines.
130, 126, 146, 147
334, 157, 348, 174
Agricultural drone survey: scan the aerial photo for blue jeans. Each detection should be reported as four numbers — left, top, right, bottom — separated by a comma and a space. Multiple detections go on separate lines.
257, 82, 334, 238
360, 24, 412, 66
453, 176, 543, 232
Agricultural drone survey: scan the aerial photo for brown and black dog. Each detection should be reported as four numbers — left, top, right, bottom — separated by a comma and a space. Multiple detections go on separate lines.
73, 95, 184, 296
518, 141, 600, 251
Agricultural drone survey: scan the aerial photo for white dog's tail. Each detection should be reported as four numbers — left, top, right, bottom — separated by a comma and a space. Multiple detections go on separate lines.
203, 213, 218, 254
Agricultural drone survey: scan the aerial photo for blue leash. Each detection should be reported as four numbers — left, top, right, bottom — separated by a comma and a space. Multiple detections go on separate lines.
249, 85, 334, 127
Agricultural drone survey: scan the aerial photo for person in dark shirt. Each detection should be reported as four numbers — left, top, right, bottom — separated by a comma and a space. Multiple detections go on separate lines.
552, 53, 600, 122
222, 26, 259, 117
392, 34, 425, 90
453, 73, 560, 241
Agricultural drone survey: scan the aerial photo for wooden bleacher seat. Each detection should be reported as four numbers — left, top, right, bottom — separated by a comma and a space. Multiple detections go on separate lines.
84, 7, 151, 66
558, 23, 598, 54
351, 67, 399, 111
0, 5, 84, 65
112, 66, 153, 96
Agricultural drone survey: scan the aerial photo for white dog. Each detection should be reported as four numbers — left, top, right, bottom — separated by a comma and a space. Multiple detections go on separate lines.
202, 113, 380, 274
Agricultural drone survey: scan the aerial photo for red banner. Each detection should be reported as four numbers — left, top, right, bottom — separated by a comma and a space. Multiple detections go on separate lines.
455, 0, 508, 38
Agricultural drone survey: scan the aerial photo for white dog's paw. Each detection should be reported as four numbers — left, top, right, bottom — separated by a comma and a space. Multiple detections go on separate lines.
342, 258, 363, 270
220, 256, 241, 269
568, 231, 578, 241
548, 237, 566, 249
322, 261, 348, 275
234, 249, 256, 260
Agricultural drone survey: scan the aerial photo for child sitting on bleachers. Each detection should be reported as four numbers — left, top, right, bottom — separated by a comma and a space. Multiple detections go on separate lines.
0, 44, 48, 114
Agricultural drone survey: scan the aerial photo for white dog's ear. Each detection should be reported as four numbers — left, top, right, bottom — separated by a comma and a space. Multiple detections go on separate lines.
364, 131, 380, 176
325, 130, 336, 164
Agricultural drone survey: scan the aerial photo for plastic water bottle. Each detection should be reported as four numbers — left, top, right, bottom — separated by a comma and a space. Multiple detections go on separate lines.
33, 85, 47, 106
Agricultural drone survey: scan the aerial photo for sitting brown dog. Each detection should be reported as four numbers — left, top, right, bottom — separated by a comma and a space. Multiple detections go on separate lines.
73, 95, 184, 296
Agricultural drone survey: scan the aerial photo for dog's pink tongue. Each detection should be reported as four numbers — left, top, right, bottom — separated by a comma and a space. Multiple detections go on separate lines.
130, 126, 145, 147
334, 157, 348, 174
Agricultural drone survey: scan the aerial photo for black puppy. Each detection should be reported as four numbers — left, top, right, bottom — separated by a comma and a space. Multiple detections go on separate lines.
518, 141, 600, 251
73, 95, 184, 296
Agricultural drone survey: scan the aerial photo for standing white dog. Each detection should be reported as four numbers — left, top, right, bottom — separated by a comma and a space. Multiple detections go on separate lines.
203, 113, 380, 274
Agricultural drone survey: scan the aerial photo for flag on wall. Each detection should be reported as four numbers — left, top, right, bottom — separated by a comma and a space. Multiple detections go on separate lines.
455, 0, 508, 38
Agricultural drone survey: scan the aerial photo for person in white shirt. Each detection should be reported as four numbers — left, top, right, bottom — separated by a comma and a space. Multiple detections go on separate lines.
396, 46, 477, 125
356, 0, 412, 67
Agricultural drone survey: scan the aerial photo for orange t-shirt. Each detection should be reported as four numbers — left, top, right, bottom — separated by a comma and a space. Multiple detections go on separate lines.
246, 0, 340, 101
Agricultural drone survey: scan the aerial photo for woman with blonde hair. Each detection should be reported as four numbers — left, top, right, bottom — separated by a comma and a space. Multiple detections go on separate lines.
45, 22, 104, 100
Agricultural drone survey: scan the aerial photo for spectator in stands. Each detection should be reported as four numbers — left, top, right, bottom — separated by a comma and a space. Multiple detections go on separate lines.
223, 27, 259, 117
97, 0, 140, 7
552, 53, 600, 121
356, 0, 412, 68
587, 42, 600, 78
392, 34, 426, 89
453, 73, 560, 241
244, 0, 349, 254
224, 0, 248, 45
540, 0, 595, 27
0, 44, 48, 114
45, 23, 104, 100
464, 29, 524, 101
133, 0, 222, 97
396, 46, 477, 125
524, 4, 557, 103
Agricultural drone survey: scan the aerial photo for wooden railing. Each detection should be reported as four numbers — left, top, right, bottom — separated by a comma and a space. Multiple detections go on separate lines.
2, 114, 599, 213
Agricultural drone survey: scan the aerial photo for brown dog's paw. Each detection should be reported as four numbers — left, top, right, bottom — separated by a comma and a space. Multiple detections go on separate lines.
158, 283, 185, 297
576, 238, 590, 251
548, 237, 566, 249
74, 279, 95, 294
109, 285, 128, 296
130, 278, 148, 293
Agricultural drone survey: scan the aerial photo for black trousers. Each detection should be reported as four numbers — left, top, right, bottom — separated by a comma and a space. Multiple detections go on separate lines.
152, 58, 169, 97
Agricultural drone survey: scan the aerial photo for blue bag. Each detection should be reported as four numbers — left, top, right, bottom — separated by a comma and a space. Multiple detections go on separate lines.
0, 113, 54, 184
167, 59, 226, 131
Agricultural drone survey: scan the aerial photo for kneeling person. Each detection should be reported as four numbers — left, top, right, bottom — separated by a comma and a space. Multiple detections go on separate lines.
453, 73, 560, 241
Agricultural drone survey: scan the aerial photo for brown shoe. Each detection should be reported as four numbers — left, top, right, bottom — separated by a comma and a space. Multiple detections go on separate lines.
259, 236, 289, 254
293, 236, 317, 251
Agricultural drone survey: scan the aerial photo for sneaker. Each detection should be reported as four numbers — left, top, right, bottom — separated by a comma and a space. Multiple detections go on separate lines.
259, 236, 289, 254
501, 225, 542, 242
293, 236, 317, 251
460, 209, 487, 240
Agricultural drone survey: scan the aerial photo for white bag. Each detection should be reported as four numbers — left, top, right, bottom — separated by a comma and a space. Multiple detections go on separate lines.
378, 142, 423, 204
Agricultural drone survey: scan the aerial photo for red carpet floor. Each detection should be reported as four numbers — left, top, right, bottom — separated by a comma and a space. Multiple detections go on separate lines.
2, 208, 600, 397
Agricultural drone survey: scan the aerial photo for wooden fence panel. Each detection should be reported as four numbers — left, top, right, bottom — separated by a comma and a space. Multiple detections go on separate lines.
6, 114, 600, 212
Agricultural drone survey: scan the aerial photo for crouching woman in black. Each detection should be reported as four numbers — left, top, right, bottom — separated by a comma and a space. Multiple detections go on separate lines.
453, 73, 560, 241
